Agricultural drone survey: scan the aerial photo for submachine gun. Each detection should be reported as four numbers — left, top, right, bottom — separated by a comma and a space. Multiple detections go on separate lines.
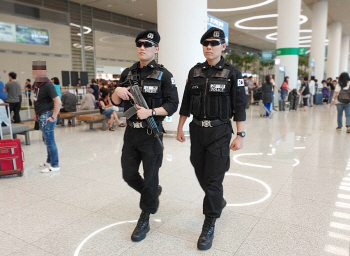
121, 79, 164, 149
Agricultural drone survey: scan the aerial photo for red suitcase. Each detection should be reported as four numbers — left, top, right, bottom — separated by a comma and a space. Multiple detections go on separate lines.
0, 103, 24, 177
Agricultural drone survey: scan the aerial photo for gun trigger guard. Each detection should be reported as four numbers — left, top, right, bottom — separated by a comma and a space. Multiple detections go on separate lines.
147, 128, 152, 135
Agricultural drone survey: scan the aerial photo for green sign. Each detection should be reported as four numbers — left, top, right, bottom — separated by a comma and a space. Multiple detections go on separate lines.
276, 47, 306, 56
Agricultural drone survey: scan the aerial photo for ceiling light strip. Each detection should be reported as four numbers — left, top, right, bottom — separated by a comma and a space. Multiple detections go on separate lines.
208, 0, 275, 12
235, 14, 308, 30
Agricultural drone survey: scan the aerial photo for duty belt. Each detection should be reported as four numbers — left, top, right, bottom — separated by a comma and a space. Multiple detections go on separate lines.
192, 117, 229, 128
127, 120, 148, 128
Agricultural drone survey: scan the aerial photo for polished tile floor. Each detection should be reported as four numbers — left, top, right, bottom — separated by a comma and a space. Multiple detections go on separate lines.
1, 104, 350, 256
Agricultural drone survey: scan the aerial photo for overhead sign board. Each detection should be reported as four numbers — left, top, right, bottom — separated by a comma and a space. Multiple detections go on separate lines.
276, 47, 306, 56
207, 14, 229, 45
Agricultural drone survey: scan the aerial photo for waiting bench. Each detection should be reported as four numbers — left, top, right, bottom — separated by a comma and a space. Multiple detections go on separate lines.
1, 123, 30, 145
58, 109, 100, 126
76, 114, 107, 131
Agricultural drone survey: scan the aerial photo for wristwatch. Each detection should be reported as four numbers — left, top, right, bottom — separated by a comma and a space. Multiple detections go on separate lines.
152, 109, 156, 116
237, 132, 246, 137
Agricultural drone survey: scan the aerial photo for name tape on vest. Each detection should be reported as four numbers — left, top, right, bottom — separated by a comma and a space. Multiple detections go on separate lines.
209, 84, 226, 92
143, 86, 159, 93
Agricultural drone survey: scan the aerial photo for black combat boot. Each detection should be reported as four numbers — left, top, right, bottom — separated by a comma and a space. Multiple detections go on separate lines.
131, 211, 150, 242
197, 216, 216, 250
157, 185, 162, 196
222, 198, 227, 210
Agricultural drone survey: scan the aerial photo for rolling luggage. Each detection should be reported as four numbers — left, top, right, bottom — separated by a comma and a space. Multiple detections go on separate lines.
314, 93, 323, 105
0, 103, 24, 177
279, 100, 285, 111
290, 94, 300, 110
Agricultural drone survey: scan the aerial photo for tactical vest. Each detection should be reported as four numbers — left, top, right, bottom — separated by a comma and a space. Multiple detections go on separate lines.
189, 66, 232, 120
125, 66, 164, 121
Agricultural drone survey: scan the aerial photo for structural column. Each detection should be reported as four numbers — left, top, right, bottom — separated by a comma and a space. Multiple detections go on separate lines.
157, 0, 207, 133
326, 22, 342, 78
310, 1, 328, 80
339, 35, 349, 73
275, 0, 302, 89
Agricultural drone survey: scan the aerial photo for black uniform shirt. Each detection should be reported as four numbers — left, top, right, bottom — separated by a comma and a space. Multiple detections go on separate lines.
119, 60, 179, 122
179, 57, 247, 122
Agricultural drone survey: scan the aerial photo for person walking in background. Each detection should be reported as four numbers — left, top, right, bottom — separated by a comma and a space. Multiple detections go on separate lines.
24, 78, 33, 107
327, 77, 335, 103
4, 72, 22, 123
309, 76, 316, 107
177, 27, 247, 250
111, 29, 179, 242
0, 77, 8, 127
330, 72, 350, 133
262, 75, 274, 117
0, 78, 7, 102
32, 61, 61, 173
280, 76, 291, 101
51, 77, 62, 98
299, 76, 310, 111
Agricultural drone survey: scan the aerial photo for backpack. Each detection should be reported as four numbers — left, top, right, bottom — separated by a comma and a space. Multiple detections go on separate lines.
337, 82, 350, 104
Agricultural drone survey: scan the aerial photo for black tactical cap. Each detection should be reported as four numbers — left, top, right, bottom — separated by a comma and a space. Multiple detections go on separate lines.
200, 27, 225, 44
135, 30, 161, 45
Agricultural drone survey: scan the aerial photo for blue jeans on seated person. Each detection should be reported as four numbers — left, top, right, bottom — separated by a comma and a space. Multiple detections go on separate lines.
38, 111, 59, 168
102, 108, 114, 118
336, 103, 350, 128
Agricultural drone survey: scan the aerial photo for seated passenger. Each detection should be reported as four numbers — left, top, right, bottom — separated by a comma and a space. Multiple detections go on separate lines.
99, 89, 125, 131
81, 88, 95, 110
60, 90, 77, 112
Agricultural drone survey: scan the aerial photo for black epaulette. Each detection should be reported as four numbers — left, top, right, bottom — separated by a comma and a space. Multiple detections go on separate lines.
157, 64, 164, 69
196, 62, 202, 66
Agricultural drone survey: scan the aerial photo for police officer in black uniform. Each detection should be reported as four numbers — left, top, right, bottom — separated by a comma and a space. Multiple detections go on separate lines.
177, 27, 247, 250
111, 30, 179, 242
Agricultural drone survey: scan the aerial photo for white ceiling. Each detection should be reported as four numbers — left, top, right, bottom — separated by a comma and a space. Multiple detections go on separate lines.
70, 0, 350, 51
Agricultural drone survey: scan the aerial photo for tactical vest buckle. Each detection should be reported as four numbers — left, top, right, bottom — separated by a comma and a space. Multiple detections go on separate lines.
132, 121, 144, 128
201, 120, 212, 127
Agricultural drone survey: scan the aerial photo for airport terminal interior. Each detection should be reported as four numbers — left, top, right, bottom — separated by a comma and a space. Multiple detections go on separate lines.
1, 0, 350, 255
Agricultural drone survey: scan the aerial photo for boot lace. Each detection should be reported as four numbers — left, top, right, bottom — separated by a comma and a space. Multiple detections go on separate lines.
201, 217, 215, 236
136, 211, 149, 228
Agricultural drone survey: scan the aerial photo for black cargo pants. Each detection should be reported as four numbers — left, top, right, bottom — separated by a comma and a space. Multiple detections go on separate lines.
189, 121, 232, 218
121, 124, 163, 214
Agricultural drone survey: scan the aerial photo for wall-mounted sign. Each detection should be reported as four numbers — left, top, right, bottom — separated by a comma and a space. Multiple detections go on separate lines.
0, 21, 49, 46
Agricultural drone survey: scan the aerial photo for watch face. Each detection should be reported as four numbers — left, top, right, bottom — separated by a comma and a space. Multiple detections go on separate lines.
238, 132, 245, 137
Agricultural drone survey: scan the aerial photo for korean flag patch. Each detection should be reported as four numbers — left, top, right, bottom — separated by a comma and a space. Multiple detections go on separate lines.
171, 77, 176, 85
237, 79, 244, 87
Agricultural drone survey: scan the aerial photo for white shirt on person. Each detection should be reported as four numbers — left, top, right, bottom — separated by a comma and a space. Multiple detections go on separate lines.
309, 80, 315, 95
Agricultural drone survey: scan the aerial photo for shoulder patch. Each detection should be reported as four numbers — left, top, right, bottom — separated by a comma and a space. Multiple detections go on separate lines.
237, 79, 244, 87
171, 77, 176, 85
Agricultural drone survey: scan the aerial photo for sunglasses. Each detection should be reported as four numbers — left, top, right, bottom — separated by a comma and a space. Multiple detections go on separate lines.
136, 41, 156, 48
202, 40, 222, 47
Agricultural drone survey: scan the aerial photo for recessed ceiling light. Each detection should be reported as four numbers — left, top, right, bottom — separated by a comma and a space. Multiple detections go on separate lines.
208, 0, 275, 12
107, 5, 112, 7
235, 14, 308, 30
